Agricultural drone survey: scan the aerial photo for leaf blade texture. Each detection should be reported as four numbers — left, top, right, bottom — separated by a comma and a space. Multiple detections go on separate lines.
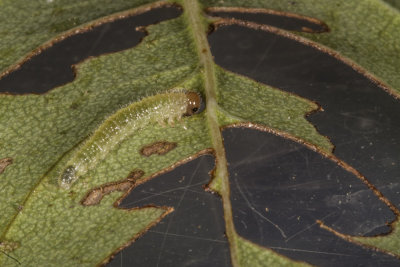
0, 0, 399, 266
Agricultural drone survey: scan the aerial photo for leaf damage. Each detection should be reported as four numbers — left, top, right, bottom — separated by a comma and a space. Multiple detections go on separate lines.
140, 141, 178, 157
206, 6, 330, 33
0, 158, 13, 175
210, 16, 400, 100
81, 170, 144, 206
0, 0, 399, 266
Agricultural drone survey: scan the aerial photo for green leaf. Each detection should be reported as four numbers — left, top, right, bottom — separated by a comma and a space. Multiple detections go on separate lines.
0, 0, 399, 266
383, 0, 400, 10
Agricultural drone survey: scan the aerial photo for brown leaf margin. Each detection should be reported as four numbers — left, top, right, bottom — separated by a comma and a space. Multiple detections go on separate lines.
206, 6, 330, 33
317, 219, 400, 259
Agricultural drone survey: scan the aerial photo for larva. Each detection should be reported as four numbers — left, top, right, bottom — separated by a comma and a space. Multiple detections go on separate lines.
59, 91, 201, 189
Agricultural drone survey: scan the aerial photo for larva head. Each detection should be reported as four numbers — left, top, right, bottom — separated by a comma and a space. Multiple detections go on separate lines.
184, 92, 202, 116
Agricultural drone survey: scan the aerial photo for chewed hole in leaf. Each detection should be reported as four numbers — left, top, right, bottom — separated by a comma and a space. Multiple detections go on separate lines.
224, 127, 398, 266
208, 22, 400, 210
1, 1, 399, 266
206, 7, 329, 33
108, 155, 231, 267
0, 5, 182, 94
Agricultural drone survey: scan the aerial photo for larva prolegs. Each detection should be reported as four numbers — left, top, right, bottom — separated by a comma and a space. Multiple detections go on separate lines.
59, 91, 201, 189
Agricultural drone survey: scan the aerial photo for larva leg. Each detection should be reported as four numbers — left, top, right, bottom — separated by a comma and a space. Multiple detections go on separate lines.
167, 114, 178, 126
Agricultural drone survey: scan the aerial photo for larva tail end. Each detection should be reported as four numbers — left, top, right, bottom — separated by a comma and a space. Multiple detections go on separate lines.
59, 165, 77, 189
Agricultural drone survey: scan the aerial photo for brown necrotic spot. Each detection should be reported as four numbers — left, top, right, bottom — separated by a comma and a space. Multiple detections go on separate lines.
140, 141, 177, 157
81, 170, 144, 206
81, 188, 103, 206
127, 169, 145, 181
0, 158, 13, 174
81, 180, 135, 206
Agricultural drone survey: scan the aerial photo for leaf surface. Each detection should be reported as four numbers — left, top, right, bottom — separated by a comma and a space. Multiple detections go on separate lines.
0, 0, 399, 266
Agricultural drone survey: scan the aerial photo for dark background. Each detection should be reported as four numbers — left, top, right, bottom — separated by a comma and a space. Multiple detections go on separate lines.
1, 5, 399, 267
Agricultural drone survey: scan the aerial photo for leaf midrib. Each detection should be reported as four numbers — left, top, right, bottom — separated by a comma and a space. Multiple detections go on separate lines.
182, 0, 239, 266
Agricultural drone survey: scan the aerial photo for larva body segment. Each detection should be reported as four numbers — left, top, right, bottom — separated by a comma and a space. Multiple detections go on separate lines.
59, 91, 201, 189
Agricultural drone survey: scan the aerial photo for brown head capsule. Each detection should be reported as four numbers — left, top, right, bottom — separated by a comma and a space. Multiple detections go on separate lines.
185, 92, 202, 116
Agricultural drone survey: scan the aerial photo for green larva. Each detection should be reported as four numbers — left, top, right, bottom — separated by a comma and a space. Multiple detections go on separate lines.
59, 91, 201, 189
